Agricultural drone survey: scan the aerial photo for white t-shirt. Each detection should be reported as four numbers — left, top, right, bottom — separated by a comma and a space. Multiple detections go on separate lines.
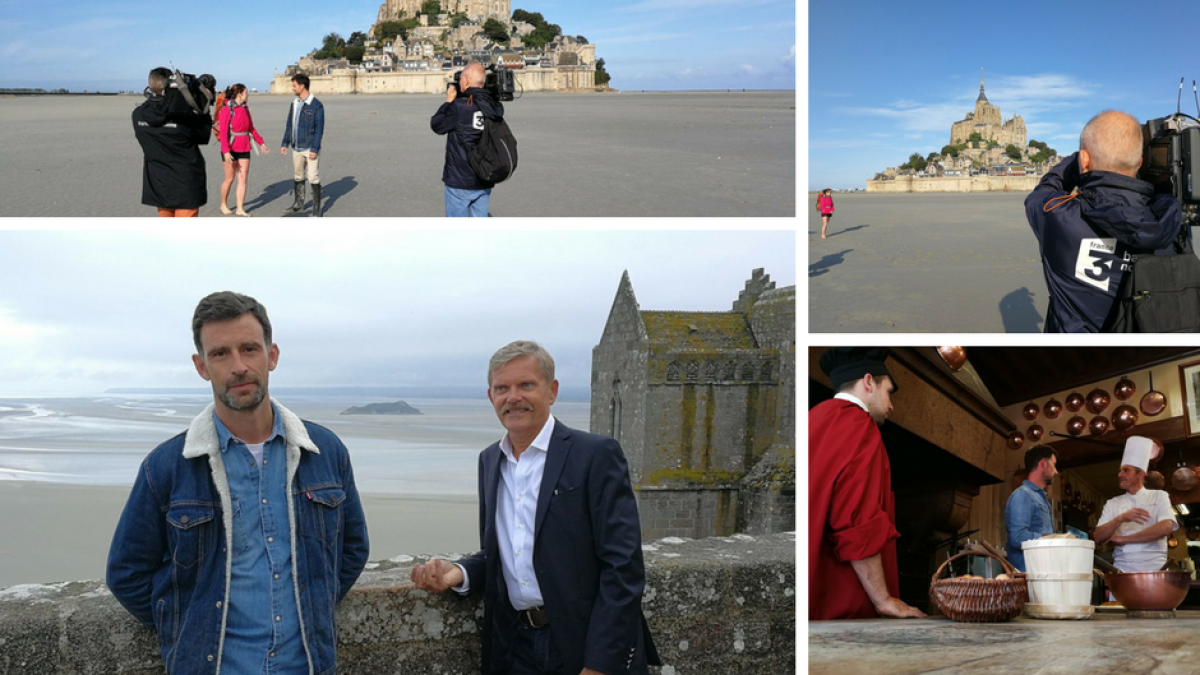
1097, 488, 1178, 572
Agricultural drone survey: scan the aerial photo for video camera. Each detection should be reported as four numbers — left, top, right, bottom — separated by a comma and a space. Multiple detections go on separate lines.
450, 63, 516, 102
146, 67, 217, 121
1140, 79, 1200, 226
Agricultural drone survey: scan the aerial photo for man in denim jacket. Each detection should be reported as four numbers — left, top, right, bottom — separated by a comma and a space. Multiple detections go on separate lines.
1005, 445, 1058, 571
107, 291, 368, 675
281, 73, 325, 217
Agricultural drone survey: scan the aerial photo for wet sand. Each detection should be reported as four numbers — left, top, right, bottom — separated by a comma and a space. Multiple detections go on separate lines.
0, 481, 478, 589
0, 91, 795, 217
808, 191, 1054, 333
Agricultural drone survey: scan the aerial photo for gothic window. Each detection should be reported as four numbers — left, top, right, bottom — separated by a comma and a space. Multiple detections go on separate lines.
685, 362, 700, 381
667, 361, 681, 381
704, 361, 718, 382
760, 362, 773, 381
611, 378, 622, 441
721, 362, 736, 381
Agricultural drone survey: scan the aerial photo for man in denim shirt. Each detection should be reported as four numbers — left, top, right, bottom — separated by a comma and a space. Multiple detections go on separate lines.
107, 292, 368, 675
1005, 445, 1058, 571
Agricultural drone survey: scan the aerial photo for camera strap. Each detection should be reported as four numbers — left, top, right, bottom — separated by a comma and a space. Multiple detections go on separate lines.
1044, 191, 1079, 213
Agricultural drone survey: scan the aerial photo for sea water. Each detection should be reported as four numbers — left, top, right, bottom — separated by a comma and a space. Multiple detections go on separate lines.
0, 395, 591, 495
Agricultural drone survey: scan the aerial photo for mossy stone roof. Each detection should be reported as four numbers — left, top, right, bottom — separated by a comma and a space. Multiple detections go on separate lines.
640, 311, 755, 350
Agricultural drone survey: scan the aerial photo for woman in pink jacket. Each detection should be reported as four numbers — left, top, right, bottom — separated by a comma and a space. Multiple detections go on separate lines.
217, 84, 269, 216
817, 188, 835, 239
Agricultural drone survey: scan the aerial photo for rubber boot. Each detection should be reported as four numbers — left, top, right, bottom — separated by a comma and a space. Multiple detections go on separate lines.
286, 180, 305, 213
310, 183, 322, 217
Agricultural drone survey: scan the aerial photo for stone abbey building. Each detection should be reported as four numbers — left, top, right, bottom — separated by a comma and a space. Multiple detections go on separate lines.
949, 78, 1026, 148
590, 269, 795, 540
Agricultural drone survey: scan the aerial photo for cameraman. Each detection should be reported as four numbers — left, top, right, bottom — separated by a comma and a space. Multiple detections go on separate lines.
1026, 110, 1184, 332
132, 67, 211, 217
430, 63, 504, 217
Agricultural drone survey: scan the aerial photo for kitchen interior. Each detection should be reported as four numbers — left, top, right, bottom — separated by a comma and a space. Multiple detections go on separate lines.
810, 346, 1200, 672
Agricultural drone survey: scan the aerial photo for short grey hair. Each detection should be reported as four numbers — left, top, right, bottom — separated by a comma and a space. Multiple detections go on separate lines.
488, 340, 555, 386
192, 291, 272, 355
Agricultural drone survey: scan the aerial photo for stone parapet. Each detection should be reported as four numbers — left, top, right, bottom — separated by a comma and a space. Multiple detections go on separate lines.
0, 533, 795, 675
270, 66, 598, 95
866, 174, 1040, 193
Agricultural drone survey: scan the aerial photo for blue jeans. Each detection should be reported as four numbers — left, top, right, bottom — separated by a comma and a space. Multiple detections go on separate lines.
444, 186, 491, 217
510, 624, 564, 675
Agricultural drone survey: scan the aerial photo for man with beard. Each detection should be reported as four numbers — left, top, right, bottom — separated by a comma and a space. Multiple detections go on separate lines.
107, 291, 368, 675
1095, 436, 1178, 573
809, 347, 925, 620
1004, 445, 1058, 571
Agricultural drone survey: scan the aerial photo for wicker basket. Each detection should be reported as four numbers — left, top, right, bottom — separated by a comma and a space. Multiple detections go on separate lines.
929, 550, 1028, 622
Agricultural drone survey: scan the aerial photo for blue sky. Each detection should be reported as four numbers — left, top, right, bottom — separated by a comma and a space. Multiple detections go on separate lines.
809, 0, 1200, 190
0, 0, 796, 92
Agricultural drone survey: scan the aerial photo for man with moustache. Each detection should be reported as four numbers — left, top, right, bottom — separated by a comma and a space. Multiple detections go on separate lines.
1004, 445, 1058, 572
107, 291, 368, 675
410, 340, 659, 675
809, 347, 926, 620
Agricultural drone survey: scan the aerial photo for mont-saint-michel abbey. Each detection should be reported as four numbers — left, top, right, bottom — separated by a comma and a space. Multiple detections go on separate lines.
270, 0, 600, 95
867, 78, 1060, 193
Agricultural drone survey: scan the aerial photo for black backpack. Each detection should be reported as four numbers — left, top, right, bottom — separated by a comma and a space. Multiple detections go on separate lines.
468, 115, 518, 184
1103, 228, 1200, 332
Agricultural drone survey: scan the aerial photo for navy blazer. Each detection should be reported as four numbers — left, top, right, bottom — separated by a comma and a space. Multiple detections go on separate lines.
458, 419, 659, 674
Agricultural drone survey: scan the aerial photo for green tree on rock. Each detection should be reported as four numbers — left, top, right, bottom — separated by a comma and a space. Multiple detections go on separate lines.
483, 18, 509, 43
1005, 144, 1023, 161
595, 58, 611, 86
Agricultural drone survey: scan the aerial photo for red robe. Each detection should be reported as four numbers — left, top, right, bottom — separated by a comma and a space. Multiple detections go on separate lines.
809, 398, 901, 620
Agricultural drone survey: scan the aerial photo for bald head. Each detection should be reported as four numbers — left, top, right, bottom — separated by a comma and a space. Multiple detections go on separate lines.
1079, 110, 1143, 177
463, 63, 486, 88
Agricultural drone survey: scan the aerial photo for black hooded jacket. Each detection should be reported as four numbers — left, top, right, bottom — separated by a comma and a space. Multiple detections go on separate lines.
1026, 152, 1185, 332
132, 97, 211, 209
430, 88, 505, 190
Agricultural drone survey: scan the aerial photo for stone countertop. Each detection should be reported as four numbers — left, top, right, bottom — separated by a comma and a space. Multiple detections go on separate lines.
810, 611, 1200, 675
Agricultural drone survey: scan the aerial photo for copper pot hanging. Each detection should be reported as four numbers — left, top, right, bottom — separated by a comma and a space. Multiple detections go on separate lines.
1172, 449, 1197, 491
1023, 402, 1040, 421
1027, 424, 1044, 442
1086, 388, 1112, 414
1146, 471, 1166, 490
938, 346, 967, 372
1067, 415, 1087, 435
1065, 392, 1085, 413
1142, 371, 1167, 417
1115, 375, 1137, 401
1043, 398, 1063, 419
1112, 404, 1139, 431
1089, 415, 1110, 436
1006, 430, 1025, 450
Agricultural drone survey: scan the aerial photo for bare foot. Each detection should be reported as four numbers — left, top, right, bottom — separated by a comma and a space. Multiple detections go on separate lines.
235, 209, 251, 217
220, 205, 233, 215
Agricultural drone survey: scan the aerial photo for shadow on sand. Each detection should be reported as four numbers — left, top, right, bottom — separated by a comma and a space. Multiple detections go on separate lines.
244, 179, 295, 214
999, 287, 1043, 333
828, 224, 869, 238
318, 176, 358, 214
810, 250, 852, 278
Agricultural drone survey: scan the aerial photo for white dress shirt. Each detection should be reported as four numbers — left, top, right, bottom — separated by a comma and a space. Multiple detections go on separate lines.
1098, 487, 1178, 572
455, 416, 556, 610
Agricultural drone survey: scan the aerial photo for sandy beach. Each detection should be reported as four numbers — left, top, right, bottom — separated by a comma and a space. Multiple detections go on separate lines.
0, 481, 478, 589
808, 191, 1058, 333
0, 91, 795, 217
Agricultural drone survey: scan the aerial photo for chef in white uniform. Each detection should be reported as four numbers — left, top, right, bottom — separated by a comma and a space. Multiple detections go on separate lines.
1094, 436, 1179, 572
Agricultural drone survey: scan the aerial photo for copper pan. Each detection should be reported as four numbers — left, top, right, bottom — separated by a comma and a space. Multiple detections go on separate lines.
1141, 371, 1166, 417
1104, 571, 1191, 611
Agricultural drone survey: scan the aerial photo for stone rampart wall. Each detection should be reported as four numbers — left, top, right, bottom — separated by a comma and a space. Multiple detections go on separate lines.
0, 533, 795, 675
866, 174, 1040, 193
270, 67, 597, 95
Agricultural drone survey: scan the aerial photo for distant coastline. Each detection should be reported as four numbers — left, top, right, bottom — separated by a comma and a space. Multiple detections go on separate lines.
101, 385, 590, 402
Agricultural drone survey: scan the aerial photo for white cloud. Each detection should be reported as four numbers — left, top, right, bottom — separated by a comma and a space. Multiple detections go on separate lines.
619, 0, 786, 12
741, 64, 761, 76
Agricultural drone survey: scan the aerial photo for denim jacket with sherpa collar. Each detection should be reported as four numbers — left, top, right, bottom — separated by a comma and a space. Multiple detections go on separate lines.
106, 400, 369, 675
281, 96, 324, 154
